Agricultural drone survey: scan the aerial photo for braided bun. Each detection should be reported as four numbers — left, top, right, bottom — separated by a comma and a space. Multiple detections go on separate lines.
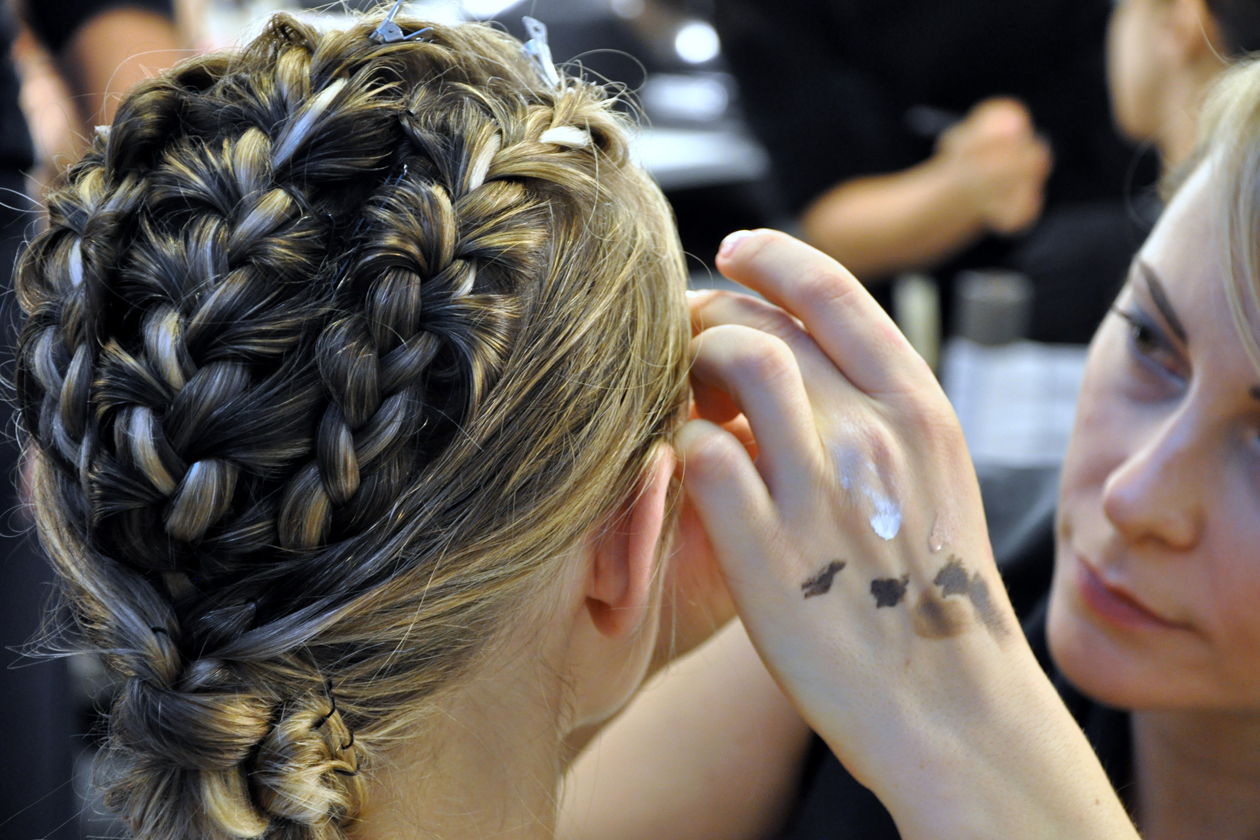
16, 13, 688, 840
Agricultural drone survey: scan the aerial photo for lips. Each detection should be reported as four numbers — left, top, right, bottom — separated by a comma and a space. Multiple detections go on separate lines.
1073, 554, 1188, 631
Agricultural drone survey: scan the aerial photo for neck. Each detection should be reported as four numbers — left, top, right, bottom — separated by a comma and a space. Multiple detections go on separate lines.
353, 660, 572, 840
1131, 709, 1260, 840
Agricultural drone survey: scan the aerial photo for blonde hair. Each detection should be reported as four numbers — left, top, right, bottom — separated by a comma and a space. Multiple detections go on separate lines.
1198, 57, 1260, 373
14, 13, 689, 840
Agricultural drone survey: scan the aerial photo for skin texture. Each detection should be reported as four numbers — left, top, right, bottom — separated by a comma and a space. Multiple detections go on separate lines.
1048, 160, 1260, 839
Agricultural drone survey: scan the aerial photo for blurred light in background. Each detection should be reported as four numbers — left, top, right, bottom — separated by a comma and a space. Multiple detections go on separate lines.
641, 73, 729, 123
673, 20, 718, 65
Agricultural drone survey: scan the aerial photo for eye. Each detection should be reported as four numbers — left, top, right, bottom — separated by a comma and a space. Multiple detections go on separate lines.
1111, 306, 1187, 384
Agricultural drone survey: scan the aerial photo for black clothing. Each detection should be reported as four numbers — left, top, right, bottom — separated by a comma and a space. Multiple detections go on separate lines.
23, 0, 172, 53
0, 3, 35, 170
776, 466, 1134, 838
713, 0, 1158, 343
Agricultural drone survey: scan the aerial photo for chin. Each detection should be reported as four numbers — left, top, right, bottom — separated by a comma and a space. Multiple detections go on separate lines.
1045, 572, 1185, 711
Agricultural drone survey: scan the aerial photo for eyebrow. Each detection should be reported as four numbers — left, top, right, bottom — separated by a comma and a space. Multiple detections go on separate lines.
1138, 262, 1188, 344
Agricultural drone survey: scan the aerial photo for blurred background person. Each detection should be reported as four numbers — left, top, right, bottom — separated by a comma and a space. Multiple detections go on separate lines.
0, 3, 181, 839
714, 0, 1156, 345
1108, 0, 1260, 174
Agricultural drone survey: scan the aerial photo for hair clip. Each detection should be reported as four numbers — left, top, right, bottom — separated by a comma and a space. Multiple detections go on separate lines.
522, 17, 561, 89
370, 0, 430, 45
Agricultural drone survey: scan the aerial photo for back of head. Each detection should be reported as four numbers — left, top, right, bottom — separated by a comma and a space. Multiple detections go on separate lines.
14, 13, 688, 840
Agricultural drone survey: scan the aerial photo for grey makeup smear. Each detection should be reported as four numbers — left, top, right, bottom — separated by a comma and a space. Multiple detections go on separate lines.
801, 560, 847, 599
933, 558, 970, 597
931, 556, 1010, 637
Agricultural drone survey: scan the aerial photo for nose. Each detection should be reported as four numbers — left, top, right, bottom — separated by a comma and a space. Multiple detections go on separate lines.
1100, 411, 1205, 550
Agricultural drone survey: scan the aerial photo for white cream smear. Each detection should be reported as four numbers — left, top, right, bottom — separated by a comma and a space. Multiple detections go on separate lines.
832, 443, 902, 541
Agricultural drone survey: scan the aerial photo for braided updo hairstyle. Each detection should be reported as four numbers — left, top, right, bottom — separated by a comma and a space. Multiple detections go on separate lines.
14, 13, 689, 840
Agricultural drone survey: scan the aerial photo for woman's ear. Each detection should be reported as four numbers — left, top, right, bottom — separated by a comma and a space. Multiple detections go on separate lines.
585, 447, 677, 640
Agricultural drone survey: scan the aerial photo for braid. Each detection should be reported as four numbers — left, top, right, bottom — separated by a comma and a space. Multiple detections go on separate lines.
16, 12, 689, 840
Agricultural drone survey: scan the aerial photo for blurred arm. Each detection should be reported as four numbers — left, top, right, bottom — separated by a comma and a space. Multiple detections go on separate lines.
799, 157, 986, 281
800, 98, 1053, 284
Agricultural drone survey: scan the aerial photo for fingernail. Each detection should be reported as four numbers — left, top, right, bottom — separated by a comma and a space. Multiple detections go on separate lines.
718, 230, 754, 261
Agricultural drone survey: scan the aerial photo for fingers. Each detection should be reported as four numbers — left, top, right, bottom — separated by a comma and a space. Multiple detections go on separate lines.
715, 231, 935, 397
691, 288, 851, 394
689, 324, 820, 499
674, 418, 776, 584
969, 96, 1034, 136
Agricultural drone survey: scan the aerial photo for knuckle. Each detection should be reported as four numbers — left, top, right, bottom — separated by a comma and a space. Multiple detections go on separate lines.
691, 289, 737, 327
731, 296, 801, 339
903, 399, 965, 450
729, 333, 797, 387
681, 429, 745, 484
794, 262, 858, 313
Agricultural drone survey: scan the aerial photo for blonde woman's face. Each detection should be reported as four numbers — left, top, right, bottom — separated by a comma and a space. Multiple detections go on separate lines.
1048, 162, 1260, 710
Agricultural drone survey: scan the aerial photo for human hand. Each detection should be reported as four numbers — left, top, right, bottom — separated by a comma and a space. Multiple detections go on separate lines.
652, 491, 738, 669
681, 230, 1008, 777
936, 97, 1052, 235
652, 371, 764, 669
679, 231, 1135, 839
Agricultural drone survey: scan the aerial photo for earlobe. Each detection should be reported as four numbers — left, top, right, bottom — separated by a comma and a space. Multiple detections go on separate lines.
585, 447, 677, 640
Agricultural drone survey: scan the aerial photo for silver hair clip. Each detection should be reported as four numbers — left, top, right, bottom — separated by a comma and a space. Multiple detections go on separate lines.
522, 17, 561, 89
370, 0, 430, 45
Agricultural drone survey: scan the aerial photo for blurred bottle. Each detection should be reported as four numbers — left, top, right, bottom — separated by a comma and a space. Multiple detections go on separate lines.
953, 269, 1033, 346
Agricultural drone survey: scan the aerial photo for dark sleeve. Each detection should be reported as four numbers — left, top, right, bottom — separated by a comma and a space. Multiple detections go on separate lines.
776, 737, 900, 840
713, 0, 926, 215
20, 0, 174, 56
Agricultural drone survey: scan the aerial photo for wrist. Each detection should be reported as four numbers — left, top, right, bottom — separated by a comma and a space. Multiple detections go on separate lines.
823, 646, 1135, 840
921, 152, 988, 237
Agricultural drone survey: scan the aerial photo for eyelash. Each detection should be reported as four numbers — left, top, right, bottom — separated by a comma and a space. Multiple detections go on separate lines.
1111, 306, 1184, 382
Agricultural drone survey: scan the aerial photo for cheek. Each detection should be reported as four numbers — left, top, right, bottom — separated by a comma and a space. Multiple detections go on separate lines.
1198, 510, 1260, 695
1059, 357, 1127, 532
